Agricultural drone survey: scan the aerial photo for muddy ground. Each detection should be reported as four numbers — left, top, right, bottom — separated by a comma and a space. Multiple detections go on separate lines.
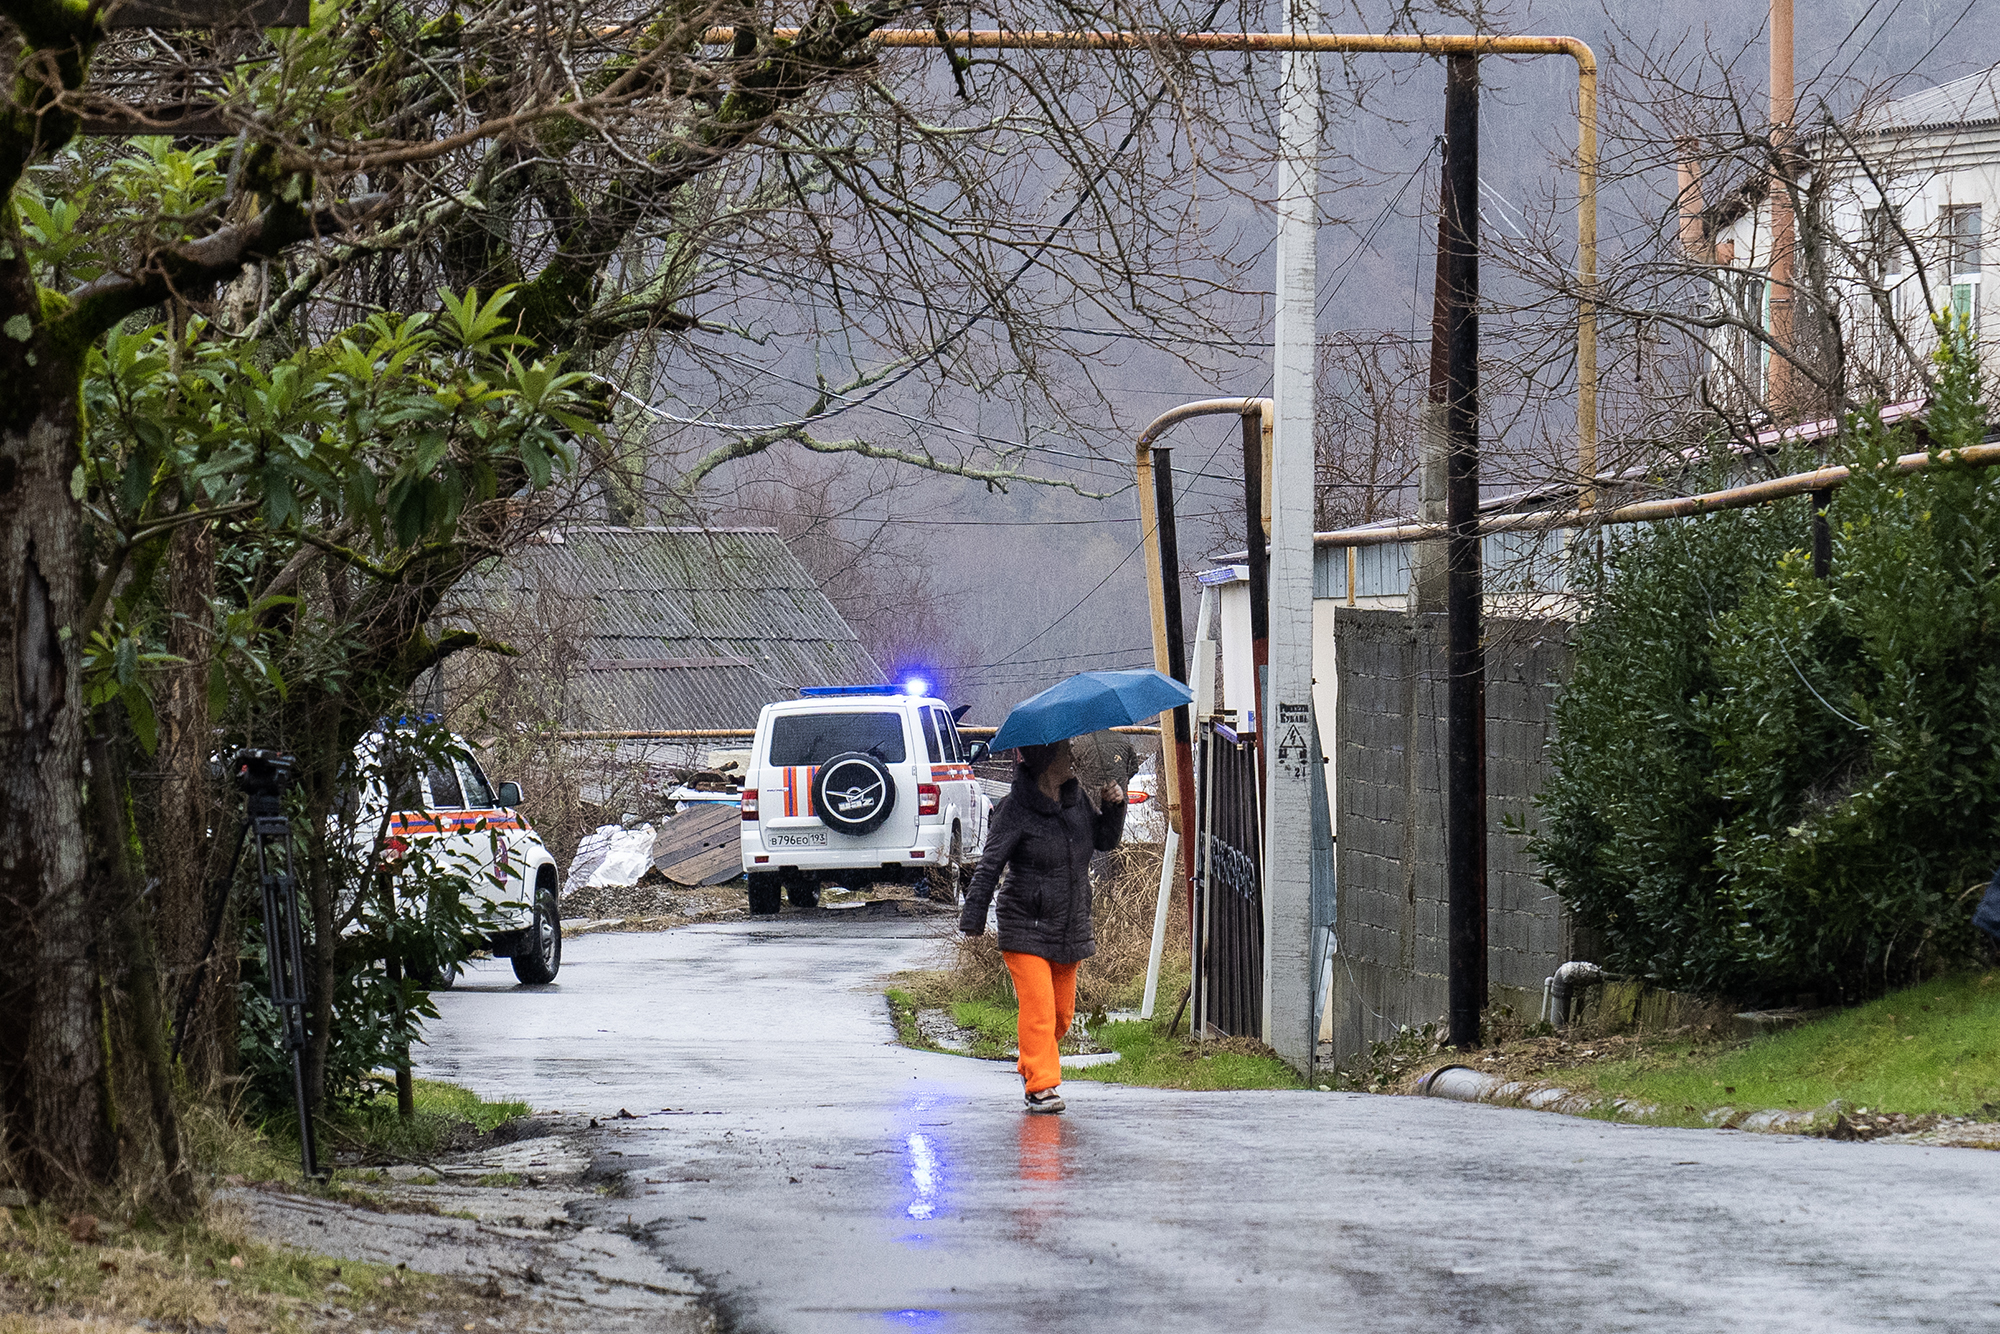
228, 1118, 713, 1333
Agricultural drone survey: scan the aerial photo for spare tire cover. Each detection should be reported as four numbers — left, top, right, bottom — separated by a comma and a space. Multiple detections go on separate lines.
812, 752, 897, 835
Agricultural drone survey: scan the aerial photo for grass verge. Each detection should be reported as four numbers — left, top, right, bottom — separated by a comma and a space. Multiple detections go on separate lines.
0, 1079, 555, 1331
243, 1079, 532, 1176
888, 842, 1304, 1090
885, 988, 925, 1048
891, 984, 1302, 1091
1064, 1021, 1303, 1091
0, 1197, 510, 1333
1550, 970, 2000, 1122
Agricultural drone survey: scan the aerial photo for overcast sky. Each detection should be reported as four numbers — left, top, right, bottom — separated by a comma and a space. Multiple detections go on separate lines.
688, 0, 2000, 724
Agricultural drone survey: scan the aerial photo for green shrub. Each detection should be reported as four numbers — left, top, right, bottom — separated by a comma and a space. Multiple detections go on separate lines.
1535, 321, 2000, 1001
237, 723, 520, 1119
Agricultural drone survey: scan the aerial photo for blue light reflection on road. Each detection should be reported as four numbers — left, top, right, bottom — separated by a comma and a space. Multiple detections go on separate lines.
884, 1090, 956, 1321
906, 1132, 940, 1219
894, 1090, 954, 1245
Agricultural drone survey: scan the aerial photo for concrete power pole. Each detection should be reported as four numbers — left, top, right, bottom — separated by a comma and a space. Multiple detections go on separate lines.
1264, 2, 1321, 1070
1412, 212, 1453, 614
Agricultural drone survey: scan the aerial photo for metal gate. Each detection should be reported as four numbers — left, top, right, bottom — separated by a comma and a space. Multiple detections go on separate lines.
1193, 721, 1263, 1039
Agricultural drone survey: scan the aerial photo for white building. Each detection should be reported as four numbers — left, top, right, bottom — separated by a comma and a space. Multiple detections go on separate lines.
1707, 65, 2000, 406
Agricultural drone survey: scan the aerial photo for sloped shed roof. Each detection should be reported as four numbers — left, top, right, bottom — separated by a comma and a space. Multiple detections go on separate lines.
1870, 65, 2000, 134
470, 526, 881, 731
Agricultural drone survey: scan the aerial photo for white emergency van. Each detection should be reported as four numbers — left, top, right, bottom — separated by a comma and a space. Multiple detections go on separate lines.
739, 685, 991, 913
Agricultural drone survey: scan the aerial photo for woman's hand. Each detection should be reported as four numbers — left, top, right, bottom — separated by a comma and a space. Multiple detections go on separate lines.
1100, 782, 1127, 806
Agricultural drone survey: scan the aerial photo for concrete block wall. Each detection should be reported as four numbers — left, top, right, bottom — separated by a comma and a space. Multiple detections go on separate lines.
1325, 607, 1580, 1063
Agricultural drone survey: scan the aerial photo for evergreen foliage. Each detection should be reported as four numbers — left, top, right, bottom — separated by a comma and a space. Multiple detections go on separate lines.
1535, 322, 2000, 1000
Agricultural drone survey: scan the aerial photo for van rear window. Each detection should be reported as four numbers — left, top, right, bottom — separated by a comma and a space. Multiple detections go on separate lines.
768, 712, 907, 765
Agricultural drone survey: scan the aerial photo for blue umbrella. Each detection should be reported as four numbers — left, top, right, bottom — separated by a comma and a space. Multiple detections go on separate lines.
989, 668, 1194, 753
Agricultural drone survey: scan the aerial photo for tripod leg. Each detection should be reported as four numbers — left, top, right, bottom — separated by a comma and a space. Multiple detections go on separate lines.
292, 1048, 319, 1180
255, 816, 322, 1180
378, 870, 416, 1118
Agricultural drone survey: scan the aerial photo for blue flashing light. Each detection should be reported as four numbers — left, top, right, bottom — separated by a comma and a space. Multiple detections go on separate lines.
376, 712, 444, 730
901, 676, 930, 698
799, 684, 904, 697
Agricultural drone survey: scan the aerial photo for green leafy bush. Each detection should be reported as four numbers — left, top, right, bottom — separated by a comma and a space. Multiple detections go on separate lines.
1535, 323, 2000, 1001
238, 723, 518, 1118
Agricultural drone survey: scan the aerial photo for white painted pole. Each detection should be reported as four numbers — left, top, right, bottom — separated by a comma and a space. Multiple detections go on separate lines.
1142, 583, 1214, 1020
1263, 8, 1321, 1070
1139, 827, 1178, 1019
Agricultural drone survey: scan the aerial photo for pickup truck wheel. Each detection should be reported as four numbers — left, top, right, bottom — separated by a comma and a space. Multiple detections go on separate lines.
747, 874, 783, 916
511, 882, 562, 985
412, 958, 459, 991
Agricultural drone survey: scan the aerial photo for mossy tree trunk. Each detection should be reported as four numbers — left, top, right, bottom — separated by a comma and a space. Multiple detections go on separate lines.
0, 228, 106, 1197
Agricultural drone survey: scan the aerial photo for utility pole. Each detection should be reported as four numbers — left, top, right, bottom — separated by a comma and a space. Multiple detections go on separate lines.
1412, 210, 1453, 613
1442, 54, 1488, 1052
1263, 3, 1321, 1067
1767, 0, 1796, 417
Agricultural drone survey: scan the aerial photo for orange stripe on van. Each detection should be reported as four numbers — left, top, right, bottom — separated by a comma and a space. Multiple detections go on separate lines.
779, 766, 818, 818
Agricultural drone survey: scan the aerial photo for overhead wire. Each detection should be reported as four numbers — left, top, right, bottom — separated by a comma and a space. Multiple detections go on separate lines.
627, 18, 1223, 440
976, 139, 1448, 678
714, 257, 1273, 354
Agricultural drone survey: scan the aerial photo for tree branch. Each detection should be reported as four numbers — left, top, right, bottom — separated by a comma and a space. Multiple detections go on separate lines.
0, 0, 99, 197
516, 0, 920, 346
55, 192, 390, 351
678, 424, 1106, 497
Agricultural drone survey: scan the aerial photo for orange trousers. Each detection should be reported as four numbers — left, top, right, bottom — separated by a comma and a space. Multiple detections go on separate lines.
1004, 952, 1080, 1094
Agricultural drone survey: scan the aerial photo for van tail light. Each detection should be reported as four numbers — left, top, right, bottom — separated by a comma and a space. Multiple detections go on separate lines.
1127, 790, 1150, 805
741, 789, 759, 822
918, 783, 940, 816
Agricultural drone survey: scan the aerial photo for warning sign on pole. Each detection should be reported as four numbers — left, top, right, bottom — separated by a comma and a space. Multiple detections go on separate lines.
1275, 702, 1311, 782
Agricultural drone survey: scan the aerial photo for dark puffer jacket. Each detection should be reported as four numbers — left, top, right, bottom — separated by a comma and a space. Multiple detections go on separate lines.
959, 771, 1125, 963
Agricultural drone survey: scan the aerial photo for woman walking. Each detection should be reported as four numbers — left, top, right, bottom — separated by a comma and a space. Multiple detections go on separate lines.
959, 738, 1126, 1113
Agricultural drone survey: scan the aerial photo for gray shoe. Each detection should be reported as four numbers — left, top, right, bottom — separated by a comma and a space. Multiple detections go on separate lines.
1024, 1089, 1065, 1114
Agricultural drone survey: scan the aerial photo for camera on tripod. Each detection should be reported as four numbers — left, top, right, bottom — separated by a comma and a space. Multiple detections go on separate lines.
231, 749, 297, 815
231, 748, 297, 796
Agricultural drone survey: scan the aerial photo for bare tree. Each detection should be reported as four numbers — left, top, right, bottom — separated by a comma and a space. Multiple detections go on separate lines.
1314, 331, 1426, 530
1477, 15, 1996, 504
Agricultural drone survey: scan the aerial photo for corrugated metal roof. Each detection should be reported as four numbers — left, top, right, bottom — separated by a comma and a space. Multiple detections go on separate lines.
454, 527, 882, 730
1872, 65, 2000, 133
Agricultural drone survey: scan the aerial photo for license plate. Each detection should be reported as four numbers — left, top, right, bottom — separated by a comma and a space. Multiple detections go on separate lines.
766, 830, 827, 849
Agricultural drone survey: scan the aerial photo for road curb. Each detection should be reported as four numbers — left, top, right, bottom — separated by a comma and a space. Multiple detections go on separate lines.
1414, 1064, 1833, 1135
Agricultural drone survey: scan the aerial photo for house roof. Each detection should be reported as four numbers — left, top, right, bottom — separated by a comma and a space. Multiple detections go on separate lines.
461, 526, 882, 731
1707, 67, 2000, 231
1870, 65, 2000, 135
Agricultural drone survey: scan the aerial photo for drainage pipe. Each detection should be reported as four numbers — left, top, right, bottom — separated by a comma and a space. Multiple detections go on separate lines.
1314, 442, 2000, 549
1416, 1065, 1505, 1100
1546, 960, 1605, 1028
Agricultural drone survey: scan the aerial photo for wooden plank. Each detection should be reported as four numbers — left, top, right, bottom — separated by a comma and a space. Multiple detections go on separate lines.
650, 804, 741, 873
678, 841, 745, 887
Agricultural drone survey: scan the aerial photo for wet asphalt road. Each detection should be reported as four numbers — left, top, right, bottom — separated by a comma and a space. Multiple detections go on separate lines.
418, 917, 2000, 1333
